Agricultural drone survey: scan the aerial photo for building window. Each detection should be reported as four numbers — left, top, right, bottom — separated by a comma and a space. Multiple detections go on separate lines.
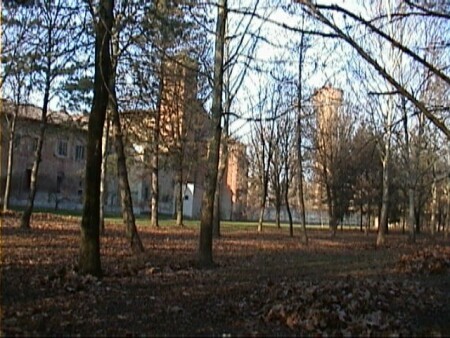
75, 145, 85, 161
57, 139, 68, 157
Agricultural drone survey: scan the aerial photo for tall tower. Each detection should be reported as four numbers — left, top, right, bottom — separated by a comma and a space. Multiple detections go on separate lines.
311, 85, 344, 211
159, 55, 201, 151
312, 85, 343, 141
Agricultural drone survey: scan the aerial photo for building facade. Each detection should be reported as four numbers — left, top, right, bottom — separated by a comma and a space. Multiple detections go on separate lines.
1, 59, 249, 220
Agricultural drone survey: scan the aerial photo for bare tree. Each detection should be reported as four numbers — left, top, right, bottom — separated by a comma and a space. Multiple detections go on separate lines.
296, 0, 450, 138
79, 0, 113, 276
108, 3, 144, 252
19, 1, 82, 229
198, 0, 227, 267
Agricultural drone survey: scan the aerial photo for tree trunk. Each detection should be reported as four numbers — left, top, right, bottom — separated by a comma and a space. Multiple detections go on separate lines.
404, 99, 415, 243
3, 103, 18, 212
99, 114, 110, 234
257, 201, 265, 232
79, 0, 114, 277
377, 157, 389, 246
365, 203, 371, 236
296, 23, 308, 244
325, 182, 337, 237
212, 183, 221, 237
430, 166, 437, 237
407, 188, 416, 242
109, 23, 144, 253
198, 0, 227, 268
151, 150, 159, 227
20, 71, 51, 229
359, 201, 363, 232
175, 175, 183, 226
275, 204, 281, 229
446, 146, 450, 239
110, 97, 144, 253
377, 96, 392, 246
285, 183, 293, 237
213, 139, 228, 238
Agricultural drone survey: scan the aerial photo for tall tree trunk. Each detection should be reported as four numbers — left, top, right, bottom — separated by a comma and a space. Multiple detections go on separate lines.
275, 204, 281, 229
151, 149, 159, 227
359, 200, 363, 232
175, 173, 183, 226
285, 182, 293, 237
79, 0, 114, 277
213, 138, 228, 238
99, 114, 110, 234
407, 188, 416, 242
212, 181, 221, 237
257, 194, 265, 232
109, 22, 144, 253
150, 0, 169, 229
365, 203, 371, 236
377, 94, 393, 247
430, 169, 437, 236
296, 20, 308, 244
20, 64, 51, 229
325, 181, 337, 237
198, 0, 226, 268
446, 144, 450, 239
377, 157, 389, 246
403, 100, 415, 243
3, 102, 18, 212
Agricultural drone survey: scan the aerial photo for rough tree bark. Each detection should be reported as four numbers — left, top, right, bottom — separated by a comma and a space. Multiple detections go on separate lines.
198, 0, 227, 268
79, 0, 114, 276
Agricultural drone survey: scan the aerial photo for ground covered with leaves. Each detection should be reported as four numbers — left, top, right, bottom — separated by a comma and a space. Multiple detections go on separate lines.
1, 212, 450, 336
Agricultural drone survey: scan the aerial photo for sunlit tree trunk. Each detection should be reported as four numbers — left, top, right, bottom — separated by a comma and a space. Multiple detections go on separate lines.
175, 171, 183, 226
198, 0, 226, 267
3, 97, 19, 212
430, 166, 437, 237
377, 143, 390, 246
99, 114, 110, 234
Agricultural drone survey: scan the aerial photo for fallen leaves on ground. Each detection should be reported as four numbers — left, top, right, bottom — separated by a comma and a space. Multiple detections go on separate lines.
1, 213, 450, 336
261, 276, 442, 336
396, 246, 450, 275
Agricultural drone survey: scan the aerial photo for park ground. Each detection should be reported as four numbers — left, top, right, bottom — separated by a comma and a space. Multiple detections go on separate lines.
1, 211, 450, 336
